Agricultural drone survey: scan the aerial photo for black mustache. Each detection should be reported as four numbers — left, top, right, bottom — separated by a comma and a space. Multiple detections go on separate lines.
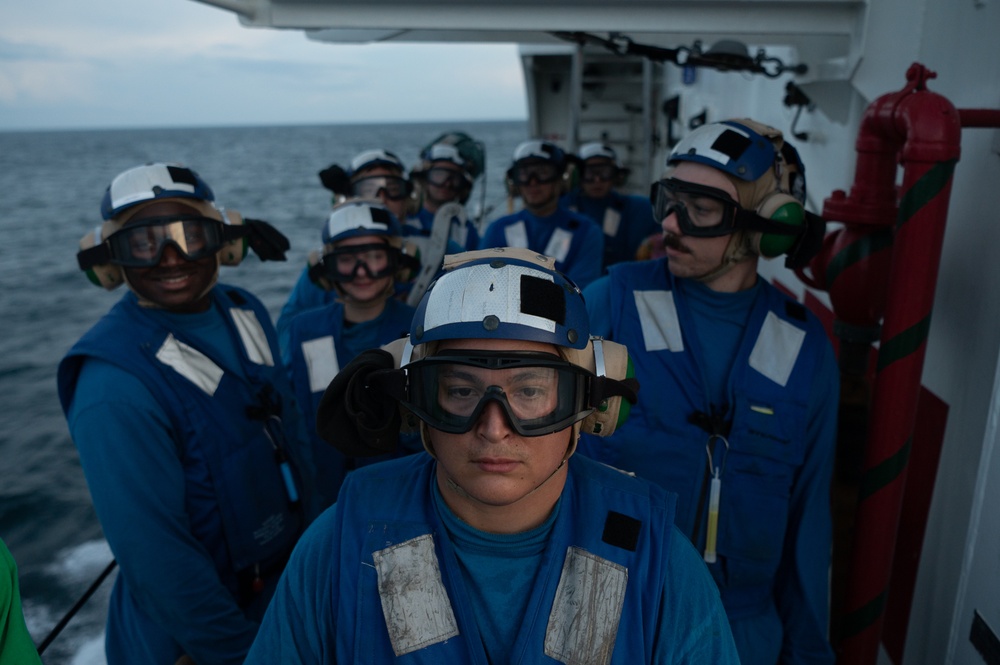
662, 233, 688, 253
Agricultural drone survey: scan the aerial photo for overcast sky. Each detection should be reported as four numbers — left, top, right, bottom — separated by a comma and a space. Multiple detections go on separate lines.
0, 0, 528, 131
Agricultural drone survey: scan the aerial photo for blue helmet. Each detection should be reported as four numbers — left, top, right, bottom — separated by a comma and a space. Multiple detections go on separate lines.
511, 139, 566, 170
348, 149, 405, 178
410, 248, 588, 350
667, 120, 777, 182
322, 200, 402, 246
100, 163, 215, 220
577, 142, 621, 167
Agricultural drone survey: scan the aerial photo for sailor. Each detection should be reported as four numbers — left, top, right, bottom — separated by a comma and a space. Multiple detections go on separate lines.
562, 141, 659, 270
58, 163, 318, 665
577, 119, 836, 664
479, 140, 605, 288
279, 148, 423, 335
245, 247, 740, 664
409, 141, 481, 251
282, 200, 418, 509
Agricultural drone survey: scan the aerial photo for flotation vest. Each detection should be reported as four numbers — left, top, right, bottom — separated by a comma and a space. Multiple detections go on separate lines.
284, 297, 414, 507
332, 454, 674, 663
58, 286, 310, 594
579, 259, 826, 616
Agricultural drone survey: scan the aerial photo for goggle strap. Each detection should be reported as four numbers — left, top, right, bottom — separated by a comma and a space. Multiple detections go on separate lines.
733, 209, 802, 235
77, 241, 111, 271
590, 375, 639, 407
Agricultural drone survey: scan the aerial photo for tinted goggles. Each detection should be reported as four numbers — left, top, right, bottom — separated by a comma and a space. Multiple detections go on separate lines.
581, 162, 618, 183
352, 175, 411, 201
320, 242, 398, 282
425, 167, 469, 189
105, 215, 226, 267
400, 351, 595, 437
512, 162, 561, 185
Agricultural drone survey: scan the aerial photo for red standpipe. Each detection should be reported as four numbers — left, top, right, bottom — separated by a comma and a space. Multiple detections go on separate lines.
810, 63, 963, 665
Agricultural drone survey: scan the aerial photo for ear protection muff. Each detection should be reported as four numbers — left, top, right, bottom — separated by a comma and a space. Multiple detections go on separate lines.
219, 208, 247, 266
751, 190, 805, 259
563, 337, 637, 437
78, 221, 126, 290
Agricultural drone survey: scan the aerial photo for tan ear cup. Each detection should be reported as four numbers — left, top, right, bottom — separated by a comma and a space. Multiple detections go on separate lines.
219, 209, 246, 266
753, 191, 805, 258
79, 223, 125, 290
576, 338, 635, 438
307, 248, 335, 291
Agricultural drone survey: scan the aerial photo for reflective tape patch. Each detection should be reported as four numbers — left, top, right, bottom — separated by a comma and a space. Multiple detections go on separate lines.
301, 336, 339, 393
544, 547, 627, 665
633, 290, 684, 352
504, 220, 530, 249
422, 263, 558, 335
373, 534, 459, 656
602, 208, 622, 238
229, 308, 274, 367
544, 227, 573, 263
748, 311, 805, 387
156, 333, 224, 396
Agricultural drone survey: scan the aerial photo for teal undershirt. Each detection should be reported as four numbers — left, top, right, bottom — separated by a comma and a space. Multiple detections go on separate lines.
433, 482, 560, 664
677, 277, 760, 409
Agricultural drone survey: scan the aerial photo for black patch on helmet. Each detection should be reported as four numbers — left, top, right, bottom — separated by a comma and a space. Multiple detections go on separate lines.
602, 511, 641, 552
520, 275, 565, 325
369, 206, 393, 227
167, 165, 198, 188
785, 300, 807, 322
712, 130, 753, 161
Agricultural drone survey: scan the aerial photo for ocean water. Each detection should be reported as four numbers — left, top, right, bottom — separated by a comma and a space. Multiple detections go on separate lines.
0, 120, 527, 664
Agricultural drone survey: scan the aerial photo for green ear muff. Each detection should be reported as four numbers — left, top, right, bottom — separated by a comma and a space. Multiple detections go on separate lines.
754, 194, 805, 259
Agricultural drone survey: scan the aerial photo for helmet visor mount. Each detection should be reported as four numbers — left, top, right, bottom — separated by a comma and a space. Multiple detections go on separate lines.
513, 162, 561, 186
352, 175, 410, 201
401, 351, 595, 437
321, 242, 399, 283
106, 215, 226, 267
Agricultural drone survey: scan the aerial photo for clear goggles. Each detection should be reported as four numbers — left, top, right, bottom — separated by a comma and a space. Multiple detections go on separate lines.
513, 162, 561, 185
425, 167, 469, 189
105, 215, 226, 267
352, 175, 411, 201
320, 242, 398, 283
649, 178, 752, 238
581, 162, 618, 183
399, 351, 595, 437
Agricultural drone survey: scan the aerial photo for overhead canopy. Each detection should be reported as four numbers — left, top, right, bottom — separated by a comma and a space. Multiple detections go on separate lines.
190, 0, 867, 80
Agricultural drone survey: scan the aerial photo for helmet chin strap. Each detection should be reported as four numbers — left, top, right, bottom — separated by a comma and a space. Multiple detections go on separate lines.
692, 230, 755, 284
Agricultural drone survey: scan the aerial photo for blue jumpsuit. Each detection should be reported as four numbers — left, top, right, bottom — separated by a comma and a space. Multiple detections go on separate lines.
245, 453, 740, 664
58, 286, 317, 665
579, 259, 838, 665
562, 189, 658, 269
283, 297, 416, 508
479, 207, 605, 289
